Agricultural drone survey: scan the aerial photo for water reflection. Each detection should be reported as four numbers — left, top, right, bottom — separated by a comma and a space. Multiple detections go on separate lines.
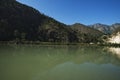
34, 62, 120, 80
0, 45, 120, 80
105, 47, 120, 59
108, 47, 120, 56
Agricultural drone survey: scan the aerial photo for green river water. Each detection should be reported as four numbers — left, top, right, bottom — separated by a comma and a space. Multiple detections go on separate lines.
0, 45, 120, 80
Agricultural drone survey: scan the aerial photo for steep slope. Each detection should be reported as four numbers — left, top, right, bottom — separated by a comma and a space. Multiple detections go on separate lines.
71, 23, 104, 43
0, 0, 78, 43
0, 0, 104, 43
0, 0, 44, 41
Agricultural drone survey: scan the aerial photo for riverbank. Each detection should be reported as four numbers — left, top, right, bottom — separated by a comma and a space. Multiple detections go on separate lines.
98, 43, 120, 47
0, 41, 120, 47
0, 41, 98, 46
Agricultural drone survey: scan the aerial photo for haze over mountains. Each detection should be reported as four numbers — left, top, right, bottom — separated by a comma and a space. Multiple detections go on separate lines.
0, 0, 119, 43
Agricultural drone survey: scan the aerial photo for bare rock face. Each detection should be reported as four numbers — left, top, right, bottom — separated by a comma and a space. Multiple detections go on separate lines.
107, 32, 120, 44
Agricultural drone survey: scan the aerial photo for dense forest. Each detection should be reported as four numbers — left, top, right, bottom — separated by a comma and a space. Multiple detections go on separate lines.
0, 0, 104, 44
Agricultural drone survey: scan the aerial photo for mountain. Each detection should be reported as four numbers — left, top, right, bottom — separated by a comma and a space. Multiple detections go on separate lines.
71, 23, 104, 43
89, 23, 111, 34
90, 23, 120, 44
0, 0, 44, 41
111, 23, 120, 32
90, 23, 120, 34
0, 0, 103, 43
104, 25, 120, 44
0, 0, 77, 43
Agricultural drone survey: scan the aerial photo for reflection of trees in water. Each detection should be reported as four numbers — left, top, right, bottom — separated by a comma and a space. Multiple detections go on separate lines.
0, 45, 120, 80
0, 45, 120, 66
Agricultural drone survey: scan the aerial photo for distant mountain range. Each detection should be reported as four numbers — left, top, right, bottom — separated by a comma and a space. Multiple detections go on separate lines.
0, 0, 119, 44
89, 23, 120, 34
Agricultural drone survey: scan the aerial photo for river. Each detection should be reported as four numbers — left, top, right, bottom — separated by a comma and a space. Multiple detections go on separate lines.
0, 45, 120, 80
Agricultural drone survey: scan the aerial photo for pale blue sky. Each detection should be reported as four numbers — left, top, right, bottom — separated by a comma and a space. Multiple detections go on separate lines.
17, 0, 120, 25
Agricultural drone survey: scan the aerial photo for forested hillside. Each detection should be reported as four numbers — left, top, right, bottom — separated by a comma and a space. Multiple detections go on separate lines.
0, 0, 104, 43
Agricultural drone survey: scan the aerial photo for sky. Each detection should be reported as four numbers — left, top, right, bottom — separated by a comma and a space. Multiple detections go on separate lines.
17, 0, 120, 25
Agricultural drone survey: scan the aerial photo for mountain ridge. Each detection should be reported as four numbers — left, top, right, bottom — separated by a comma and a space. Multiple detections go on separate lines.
89, 23, 120, 34
0, 0, 109, 43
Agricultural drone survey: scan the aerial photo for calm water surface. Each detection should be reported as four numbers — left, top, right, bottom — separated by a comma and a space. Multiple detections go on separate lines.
0, 45, 120, 80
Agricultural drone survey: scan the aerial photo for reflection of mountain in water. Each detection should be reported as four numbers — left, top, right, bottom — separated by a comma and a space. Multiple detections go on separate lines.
105, 47, 120, 59
0, 45, 120, 66
0, 45, 120, 80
